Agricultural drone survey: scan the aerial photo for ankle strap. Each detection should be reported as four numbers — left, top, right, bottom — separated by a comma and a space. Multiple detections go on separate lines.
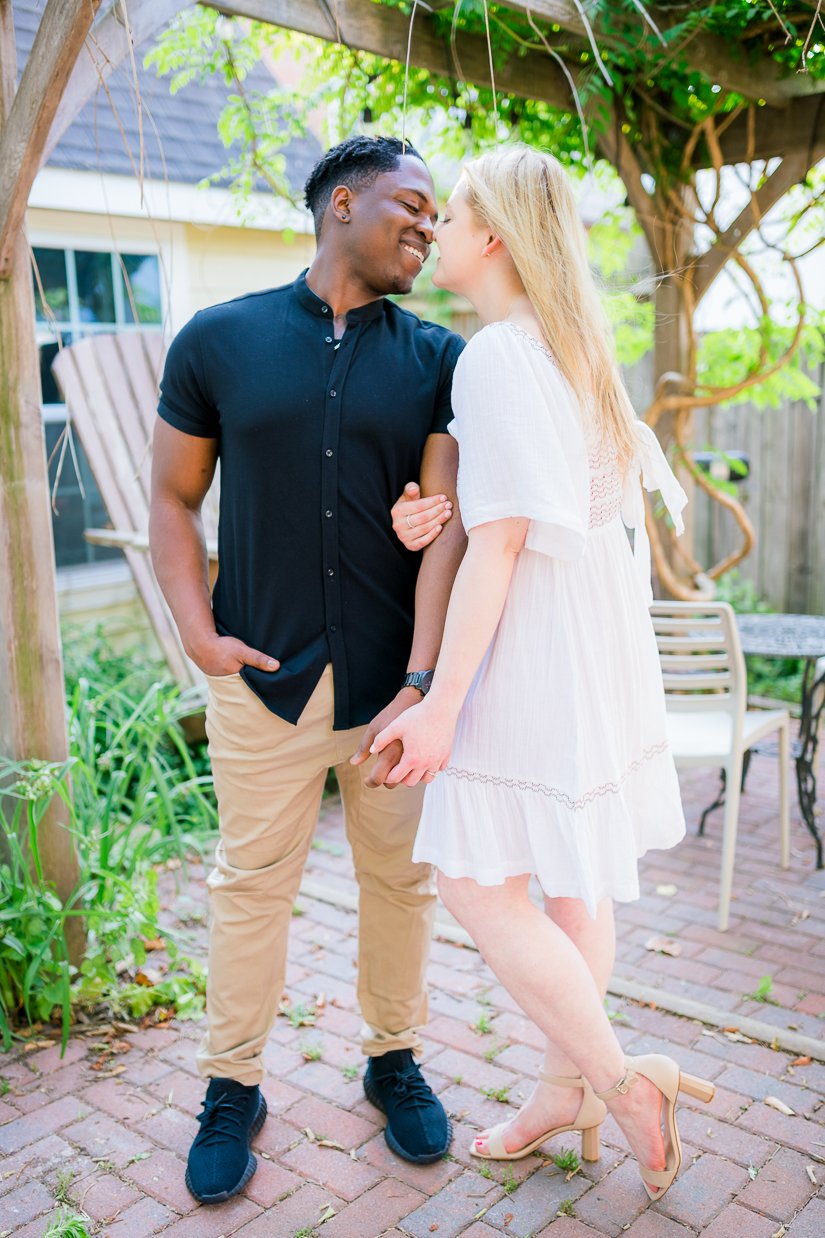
594, 1065, 638, 1101
538, 1070, 585, 1088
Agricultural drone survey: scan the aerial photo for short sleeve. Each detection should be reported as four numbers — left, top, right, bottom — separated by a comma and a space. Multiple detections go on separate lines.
450, 325, 589, 559
428, 332, 466, 436
157, 313, 219, 438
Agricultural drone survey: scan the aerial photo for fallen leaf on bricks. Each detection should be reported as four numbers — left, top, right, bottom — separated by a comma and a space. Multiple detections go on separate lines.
304, 1127, 317, 1142
764, 1097, 795, 1116
792, 1056, 812, 1066
747, 1165, 758, 1180
656, 884, 678, 896
724, 1030, 755, 1044
645, 935, 682, 957
805, 1165, 817, 1185
772, 1226, 787, 1238
317, 1139, 345, 1151
317, 1204, 336, 1223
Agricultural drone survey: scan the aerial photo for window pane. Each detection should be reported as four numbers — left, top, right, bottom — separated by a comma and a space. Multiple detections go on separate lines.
120, 254, 162, 324
45, 422, 121, 568
75, 250, 115, 324
32, 248, 69, 323
39, 335, 72, 405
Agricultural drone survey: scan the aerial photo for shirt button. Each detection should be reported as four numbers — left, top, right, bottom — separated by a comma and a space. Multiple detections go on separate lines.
329, 390, 337, 398
327, 568, 335, 577
325, 510, 333, 518
321, 306, 328, 313
325, 336, 332, 343
329, 624, 337, 633
325, 449, 333, 458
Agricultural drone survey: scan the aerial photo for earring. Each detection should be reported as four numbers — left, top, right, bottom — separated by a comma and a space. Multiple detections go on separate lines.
341, 212, 350, 221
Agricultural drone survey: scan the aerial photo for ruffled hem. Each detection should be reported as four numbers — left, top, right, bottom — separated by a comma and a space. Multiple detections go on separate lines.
413, 745, 685, 919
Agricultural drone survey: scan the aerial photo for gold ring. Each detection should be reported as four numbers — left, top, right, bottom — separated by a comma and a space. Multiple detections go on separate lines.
406, 514, 414, 530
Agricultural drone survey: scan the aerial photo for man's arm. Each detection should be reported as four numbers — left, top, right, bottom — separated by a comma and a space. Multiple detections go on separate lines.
352, 432, 466, 784
149, 419, 279, 677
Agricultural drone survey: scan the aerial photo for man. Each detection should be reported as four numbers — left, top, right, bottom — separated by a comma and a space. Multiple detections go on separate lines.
149, 135, 466, 1204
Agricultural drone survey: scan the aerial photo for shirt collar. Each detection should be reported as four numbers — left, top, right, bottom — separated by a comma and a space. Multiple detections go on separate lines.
294, 269, 386, 323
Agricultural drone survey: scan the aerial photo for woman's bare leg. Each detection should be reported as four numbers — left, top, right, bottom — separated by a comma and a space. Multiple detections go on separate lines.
475, 895, 617, 1154
441, 874, 665, 1174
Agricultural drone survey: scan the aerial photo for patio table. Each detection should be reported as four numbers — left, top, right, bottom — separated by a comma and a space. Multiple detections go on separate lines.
735, 612, 825, 868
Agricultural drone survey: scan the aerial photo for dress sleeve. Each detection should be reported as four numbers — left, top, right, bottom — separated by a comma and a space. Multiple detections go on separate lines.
621, 421, 688, 604
157, 312, 219, 439
450, 326, 589, 560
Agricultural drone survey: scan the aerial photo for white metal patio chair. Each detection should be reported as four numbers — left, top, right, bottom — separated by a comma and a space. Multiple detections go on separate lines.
651, 601, 790, 932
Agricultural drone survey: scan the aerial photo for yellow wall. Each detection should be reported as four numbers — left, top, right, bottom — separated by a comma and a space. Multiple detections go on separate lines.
26, 206, 316, 332
184, 223, 316, 315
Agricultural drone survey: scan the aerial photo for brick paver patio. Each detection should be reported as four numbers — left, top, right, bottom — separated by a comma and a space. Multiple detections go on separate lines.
2, 751, 823, 1236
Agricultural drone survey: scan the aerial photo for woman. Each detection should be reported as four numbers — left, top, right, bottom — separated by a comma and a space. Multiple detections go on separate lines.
373, 145, 714, 1199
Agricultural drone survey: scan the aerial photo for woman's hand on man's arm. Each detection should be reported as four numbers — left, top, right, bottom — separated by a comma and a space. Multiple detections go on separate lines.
391, 482, 453, 550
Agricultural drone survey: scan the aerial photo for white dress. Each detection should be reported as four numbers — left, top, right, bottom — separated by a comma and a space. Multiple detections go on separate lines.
412, 321, 688, 917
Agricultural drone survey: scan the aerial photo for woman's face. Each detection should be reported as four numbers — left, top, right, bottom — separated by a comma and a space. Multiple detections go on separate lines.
432, 179, 489, 295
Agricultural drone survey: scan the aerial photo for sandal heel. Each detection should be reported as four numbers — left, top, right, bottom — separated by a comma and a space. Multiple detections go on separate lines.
678, 1073, 715, 1104
581, 1125, 600, 1162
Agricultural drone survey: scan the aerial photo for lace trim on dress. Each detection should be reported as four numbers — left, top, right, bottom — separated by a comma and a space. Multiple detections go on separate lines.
442, 741, 670, 811
490, 320, 556, 363
588, 441, 623, 529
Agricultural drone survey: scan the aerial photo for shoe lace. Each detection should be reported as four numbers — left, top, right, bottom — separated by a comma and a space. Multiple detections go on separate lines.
386, 1065, 435, 1113
195, 1091, 250, 1148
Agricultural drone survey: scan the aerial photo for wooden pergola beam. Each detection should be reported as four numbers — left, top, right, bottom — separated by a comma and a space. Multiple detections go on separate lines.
209, 1, 823, 169
496, 0, 825, 104
0, 0, 103, 278
209, 0, 572, 112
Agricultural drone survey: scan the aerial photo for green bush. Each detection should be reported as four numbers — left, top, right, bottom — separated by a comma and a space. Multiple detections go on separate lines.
0, 629, 217, 1048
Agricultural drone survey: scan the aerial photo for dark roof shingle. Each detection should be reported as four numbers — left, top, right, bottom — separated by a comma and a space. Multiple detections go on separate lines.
14, 0, 320, 192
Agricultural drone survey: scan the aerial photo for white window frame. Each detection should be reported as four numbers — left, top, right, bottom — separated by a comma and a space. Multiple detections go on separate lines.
30, 234, 168, 577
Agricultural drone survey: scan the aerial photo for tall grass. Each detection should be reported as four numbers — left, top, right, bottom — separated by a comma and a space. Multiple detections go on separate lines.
0, 629, 217, 1048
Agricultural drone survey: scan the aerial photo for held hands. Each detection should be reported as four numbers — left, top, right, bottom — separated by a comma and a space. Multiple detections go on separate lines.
350, 688, 421, 788
190, 633, 280, 678
392, 482, 453, 551
370, 696, 456, 788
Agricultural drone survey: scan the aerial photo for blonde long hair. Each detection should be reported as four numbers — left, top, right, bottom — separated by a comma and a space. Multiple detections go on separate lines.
462, 145, 638, 469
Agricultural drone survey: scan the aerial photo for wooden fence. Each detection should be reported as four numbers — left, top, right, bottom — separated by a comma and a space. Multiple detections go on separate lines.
690, 366, 825, 615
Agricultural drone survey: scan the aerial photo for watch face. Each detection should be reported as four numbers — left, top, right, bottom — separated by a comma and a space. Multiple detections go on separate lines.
419, 669, 435, 694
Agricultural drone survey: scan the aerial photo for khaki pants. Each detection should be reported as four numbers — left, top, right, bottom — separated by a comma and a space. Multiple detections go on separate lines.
196, 664, 436, 1086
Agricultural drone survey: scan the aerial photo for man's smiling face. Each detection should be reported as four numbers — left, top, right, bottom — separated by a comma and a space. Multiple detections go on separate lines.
344, 155, 438, 296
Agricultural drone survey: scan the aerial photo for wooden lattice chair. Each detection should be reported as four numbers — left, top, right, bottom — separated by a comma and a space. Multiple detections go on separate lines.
51, 331, 219, 702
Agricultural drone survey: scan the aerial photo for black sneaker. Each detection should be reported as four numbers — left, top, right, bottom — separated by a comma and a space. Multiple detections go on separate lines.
185, 1078, 267, 1204
363, 1049, 452, 1165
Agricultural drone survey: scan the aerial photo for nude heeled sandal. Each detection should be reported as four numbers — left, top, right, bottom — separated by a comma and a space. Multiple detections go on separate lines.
595, 1053, 715, 1200
469, 1070, 606, 1163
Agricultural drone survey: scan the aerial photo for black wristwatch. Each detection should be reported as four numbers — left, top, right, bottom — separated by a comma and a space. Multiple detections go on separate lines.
403, 668, 435, 696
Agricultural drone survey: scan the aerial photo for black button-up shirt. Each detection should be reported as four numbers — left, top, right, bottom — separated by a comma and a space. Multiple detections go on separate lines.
157, 271, 464, 729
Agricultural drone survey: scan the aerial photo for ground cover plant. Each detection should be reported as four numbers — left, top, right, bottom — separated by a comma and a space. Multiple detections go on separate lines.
0, 629, 217, 1048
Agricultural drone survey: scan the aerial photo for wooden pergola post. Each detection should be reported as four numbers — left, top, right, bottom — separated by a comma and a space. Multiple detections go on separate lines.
0, 0, 106, 962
